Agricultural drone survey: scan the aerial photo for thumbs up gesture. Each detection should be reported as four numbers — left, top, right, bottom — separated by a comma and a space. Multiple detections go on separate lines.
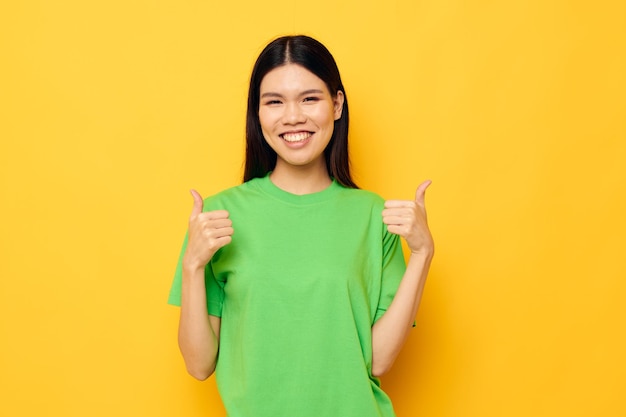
183, 189, 234, 271
382, 180, 434, 256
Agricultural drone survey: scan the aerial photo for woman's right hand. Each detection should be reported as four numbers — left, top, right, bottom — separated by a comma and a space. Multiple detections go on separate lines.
183, 189, 234, 271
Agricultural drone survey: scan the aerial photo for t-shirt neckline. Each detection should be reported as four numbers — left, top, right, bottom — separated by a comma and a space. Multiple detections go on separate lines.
256, 173, 342, 205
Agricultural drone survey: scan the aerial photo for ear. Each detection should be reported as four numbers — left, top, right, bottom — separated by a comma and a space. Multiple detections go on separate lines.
333, 91, 345, 121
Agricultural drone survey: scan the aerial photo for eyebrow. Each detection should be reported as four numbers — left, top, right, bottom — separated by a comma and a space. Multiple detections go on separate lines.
260, 89, 325, 99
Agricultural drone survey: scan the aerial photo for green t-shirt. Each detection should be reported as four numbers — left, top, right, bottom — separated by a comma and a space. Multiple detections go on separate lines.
169, 175, 406, 417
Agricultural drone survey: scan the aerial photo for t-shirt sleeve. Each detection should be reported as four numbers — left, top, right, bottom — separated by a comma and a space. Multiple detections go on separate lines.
373, 228, 406, 323
167, 233, 225, 317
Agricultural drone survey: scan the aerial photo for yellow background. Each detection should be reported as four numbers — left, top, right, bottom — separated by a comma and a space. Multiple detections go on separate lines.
1, 1, 625, 416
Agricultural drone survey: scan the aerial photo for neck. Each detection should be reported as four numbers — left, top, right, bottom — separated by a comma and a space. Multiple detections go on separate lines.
270, 160, 332, 195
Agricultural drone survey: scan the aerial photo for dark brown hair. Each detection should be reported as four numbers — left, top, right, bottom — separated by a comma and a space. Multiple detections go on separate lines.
243, 35, 357, 188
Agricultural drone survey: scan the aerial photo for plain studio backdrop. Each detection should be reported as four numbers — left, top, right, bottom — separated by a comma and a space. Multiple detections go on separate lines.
1, 1, 625, 416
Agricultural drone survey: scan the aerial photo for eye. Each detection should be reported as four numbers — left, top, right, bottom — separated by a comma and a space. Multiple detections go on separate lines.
264, 99, 282, 105
303, 96, 321, 103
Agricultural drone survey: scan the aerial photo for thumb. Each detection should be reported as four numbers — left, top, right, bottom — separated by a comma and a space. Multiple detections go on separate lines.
190, 189, 204, 216
414, 180, 432, 206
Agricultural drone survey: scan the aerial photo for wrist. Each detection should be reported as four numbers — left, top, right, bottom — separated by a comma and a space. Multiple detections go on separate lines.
409, 244, 434, 260
182, 256, 208, 276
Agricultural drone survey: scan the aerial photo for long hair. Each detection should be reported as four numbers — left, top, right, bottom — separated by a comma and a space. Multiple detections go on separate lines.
243, 35, 357, 189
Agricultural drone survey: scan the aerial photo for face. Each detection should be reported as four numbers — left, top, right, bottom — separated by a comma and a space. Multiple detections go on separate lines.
258, 64, 344, 173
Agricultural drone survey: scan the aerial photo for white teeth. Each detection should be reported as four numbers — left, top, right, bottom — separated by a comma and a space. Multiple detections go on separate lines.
282, 132, 312, 142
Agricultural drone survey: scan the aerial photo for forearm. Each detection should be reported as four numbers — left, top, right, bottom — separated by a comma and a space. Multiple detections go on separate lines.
371, 250, 433, 377
178, 264, 220, 380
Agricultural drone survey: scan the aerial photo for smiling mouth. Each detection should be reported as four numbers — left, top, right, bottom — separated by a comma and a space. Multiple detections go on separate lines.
281, 132, 313, 143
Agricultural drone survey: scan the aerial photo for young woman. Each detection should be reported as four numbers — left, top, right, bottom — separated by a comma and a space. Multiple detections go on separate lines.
168, 35, 434, 417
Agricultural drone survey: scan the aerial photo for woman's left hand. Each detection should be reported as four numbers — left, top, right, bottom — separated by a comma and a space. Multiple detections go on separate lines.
382, 180, 434, 256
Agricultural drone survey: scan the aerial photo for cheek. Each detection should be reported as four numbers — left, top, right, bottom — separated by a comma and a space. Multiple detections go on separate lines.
260, 128, 273, 146
258, 111, 268, 129
259, 109, 280, 132
257, 114, 272, 141
310, 106, 335, 127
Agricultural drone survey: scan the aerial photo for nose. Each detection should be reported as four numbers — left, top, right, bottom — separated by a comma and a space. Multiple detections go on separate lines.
282, 102, 306, 125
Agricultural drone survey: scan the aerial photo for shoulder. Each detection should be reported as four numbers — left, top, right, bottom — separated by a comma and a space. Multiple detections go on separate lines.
335, 185, 385, 210
202, 178, 264, 210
